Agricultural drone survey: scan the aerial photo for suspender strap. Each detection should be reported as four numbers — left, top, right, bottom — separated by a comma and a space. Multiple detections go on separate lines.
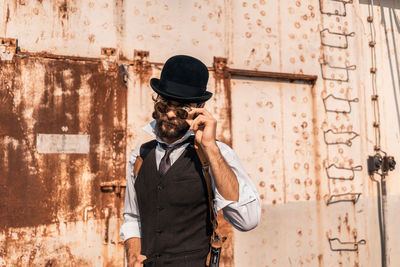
133, 140, 158, 177
191, 137, 226, 266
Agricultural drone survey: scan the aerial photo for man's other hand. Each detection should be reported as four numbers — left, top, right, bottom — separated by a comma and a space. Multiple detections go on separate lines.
125, 238, 146, 267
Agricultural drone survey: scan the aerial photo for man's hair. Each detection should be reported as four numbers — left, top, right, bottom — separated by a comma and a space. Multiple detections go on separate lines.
151, 93, 160, 102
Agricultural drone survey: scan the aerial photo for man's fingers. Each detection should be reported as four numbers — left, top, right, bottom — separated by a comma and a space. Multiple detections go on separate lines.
185, 118, 193, 126
138, 255, 147, 263
189, 115, 208, 131
132, 255, 146, 267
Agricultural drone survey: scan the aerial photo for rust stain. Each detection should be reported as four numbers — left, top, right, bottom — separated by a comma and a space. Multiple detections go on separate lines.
318, 254, 324, 267
212, 57, 233, 147
58, 1, 68, 20
88, 34, 95, 43
133, 50, 153, 86
6, 5, 10, 23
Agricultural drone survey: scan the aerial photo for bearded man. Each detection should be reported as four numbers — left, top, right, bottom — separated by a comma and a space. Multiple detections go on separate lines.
120, 55, 261, 267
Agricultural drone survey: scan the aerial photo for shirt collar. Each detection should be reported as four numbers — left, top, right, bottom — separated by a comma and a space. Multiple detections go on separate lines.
142, 120, 194, 146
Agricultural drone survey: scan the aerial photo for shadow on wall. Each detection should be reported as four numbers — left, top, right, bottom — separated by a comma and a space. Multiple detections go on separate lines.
359, 0, 400, 135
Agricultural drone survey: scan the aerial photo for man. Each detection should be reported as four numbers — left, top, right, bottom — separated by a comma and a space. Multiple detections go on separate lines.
120, 55, 261, 267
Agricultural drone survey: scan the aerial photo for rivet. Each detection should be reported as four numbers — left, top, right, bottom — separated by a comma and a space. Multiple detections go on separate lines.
369, 41, 376, 47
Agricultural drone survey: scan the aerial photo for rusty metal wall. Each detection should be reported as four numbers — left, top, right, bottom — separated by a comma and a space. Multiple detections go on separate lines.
0, 57, 127, 266
1, 0, 400, 267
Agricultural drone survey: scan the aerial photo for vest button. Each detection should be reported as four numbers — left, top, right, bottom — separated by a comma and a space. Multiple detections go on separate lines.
157, 206, 164, 211
157, 184, 164, 191
156, 230, 163, 235
155, 253, 161, 258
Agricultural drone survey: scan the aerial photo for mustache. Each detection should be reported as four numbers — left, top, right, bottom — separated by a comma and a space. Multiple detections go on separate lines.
152, 111, 188, 126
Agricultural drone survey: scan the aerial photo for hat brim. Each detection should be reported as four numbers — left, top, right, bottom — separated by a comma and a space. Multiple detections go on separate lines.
150, 78, 213, 103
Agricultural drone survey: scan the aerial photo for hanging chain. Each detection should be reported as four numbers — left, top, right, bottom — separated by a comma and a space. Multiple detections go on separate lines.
367, 0, 381, 152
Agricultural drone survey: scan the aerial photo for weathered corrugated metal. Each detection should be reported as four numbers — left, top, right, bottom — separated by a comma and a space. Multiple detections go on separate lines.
1, 0, 400, 266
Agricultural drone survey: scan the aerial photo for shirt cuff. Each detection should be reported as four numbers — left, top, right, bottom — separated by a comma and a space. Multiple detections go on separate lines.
214, 174, 257, 212
120, 220, 141, 241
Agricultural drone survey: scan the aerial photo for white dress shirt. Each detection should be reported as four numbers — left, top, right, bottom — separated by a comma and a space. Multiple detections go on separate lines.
120, 120, 261, 241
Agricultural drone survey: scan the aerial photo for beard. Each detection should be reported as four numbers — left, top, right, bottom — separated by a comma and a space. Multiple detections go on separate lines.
153, 110, 190, 140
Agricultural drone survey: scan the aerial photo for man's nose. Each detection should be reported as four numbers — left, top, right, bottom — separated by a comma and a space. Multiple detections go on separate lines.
166, 109, 177, 119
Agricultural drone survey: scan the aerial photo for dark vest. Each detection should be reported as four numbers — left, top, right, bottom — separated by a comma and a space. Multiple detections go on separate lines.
135, 139, 212, 262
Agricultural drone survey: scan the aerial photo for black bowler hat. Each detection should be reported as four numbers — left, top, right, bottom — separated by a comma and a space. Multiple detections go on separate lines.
150, 55, 213, 103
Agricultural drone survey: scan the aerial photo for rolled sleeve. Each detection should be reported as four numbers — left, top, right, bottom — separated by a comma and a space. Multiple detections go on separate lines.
212, 142, 261, 231
120, 217, 141, 241
120, 147, 142, 241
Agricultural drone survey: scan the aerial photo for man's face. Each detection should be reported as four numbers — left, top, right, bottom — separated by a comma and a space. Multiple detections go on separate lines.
153, 97, 199, 140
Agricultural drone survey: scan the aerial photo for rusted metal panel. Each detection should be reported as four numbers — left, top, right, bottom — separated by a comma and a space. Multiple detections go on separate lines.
0, 56, 127, 266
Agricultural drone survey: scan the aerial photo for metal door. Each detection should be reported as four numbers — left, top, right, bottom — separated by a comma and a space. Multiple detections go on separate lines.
0, 55, 127, 266
229, 76, 377, 267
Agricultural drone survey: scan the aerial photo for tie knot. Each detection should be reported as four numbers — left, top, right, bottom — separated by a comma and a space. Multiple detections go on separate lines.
158, 140, 189, 176
159, 141, 187, 151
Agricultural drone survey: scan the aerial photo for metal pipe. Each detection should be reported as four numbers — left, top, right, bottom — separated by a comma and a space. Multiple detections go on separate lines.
376, 180, 386, 267
381, 177, 389, 267
16, 51, 101, 62
228, 68, 317, 84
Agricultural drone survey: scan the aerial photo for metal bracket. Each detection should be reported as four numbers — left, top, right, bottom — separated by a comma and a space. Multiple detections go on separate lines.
327, 192, 361, 205
0, 37, 17, 61
320, 28, 355, 49
382, 156, 396, 174
320, 60, 356, 82
323, 129, 359, 146
100, 180, 126, 197
323, 94, 359, 114
101, 47, 117, 57
319, 0, 353, 17
213, 57, 228, 78
133, 50, 151, 74
326, 164, 362, 180
368, 153, 396, 176
328, 238, 366, 251
100, 47, 118, 70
